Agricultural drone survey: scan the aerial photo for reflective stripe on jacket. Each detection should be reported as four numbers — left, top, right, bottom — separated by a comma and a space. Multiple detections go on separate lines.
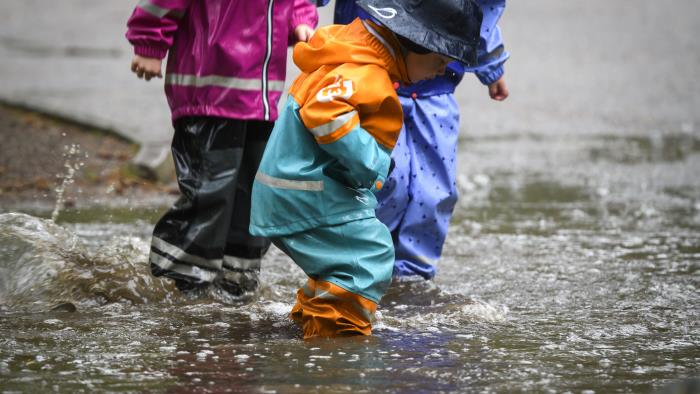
126, 0, 318, 122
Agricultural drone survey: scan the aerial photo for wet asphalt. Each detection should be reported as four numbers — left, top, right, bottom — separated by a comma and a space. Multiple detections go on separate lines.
0, 1, 698, 167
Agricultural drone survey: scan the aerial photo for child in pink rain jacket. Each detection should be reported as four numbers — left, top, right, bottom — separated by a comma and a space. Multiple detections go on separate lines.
125, 0, 318, 299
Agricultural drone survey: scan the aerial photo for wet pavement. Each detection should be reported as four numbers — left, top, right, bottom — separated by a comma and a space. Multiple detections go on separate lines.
0, 1, 169, 173
2, 1, 698, 169
1, 127, 698, 391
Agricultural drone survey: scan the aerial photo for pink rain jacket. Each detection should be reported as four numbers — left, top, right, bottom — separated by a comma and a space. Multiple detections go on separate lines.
126, 0, 318, 122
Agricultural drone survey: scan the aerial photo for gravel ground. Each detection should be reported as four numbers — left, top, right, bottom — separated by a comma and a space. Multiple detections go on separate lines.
0, 103, 176, 214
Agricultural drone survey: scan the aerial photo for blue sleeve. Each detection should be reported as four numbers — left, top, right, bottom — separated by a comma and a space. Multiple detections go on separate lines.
333, 0, 372, 24
456, 0, 510, 85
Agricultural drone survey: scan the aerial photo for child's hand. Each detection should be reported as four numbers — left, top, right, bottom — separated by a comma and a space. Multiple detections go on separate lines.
294, 24, 314, 43
130, 55, 163, 81
488, 77, 509, 101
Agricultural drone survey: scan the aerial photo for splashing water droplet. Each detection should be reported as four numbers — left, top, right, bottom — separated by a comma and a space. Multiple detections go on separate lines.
51, 143, 81, 222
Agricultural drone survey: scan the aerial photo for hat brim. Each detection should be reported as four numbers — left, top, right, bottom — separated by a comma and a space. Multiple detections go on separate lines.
356, 0, 480, 65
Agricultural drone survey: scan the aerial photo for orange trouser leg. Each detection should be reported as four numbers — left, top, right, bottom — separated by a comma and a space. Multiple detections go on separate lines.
291, 278, 377, 339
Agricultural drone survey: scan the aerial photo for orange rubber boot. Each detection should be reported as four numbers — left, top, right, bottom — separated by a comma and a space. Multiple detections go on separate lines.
291, 278, 377, 338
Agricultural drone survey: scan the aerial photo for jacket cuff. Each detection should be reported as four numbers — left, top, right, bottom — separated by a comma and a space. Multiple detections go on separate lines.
291, 13, 305, 30
290, 2, 318, 30
369, 152, 391, 193
291, 15, 315, 32
476, 64, 505, 86
134, 46, 168, 60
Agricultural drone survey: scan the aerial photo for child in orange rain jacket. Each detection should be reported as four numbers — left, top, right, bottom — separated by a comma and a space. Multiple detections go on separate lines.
250, 0, 484, 338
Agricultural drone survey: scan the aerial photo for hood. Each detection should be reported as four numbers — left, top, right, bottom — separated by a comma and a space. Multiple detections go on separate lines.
293, 18, 409, 83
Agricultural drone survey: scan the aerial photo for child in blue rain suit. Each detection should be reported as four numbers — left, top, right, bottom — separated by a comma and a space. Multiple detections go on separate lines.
333, 0, 510, 280
250, 0, 484, 338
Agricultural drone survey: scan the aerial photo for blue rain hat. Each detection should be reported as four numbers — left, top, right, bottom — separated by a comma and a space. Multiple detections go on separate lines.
356, 0, 483, 65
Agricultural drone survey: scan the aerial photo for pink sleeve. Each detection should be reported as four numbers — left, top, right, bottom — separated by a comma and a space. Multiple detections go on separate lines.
125, 0, 193, 59
289, 0, 319, 44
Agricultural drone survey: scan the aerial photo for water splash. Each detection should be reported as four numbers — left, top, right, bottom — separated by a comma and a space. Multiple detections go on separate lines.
51, 143, 84, 222
376, 279, 508, 333
0, 213, 173, 312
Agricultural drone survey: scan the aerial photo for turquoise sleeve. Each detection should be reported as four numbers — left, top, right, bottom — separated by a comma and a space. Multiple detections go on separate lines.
316, 124, 391, 192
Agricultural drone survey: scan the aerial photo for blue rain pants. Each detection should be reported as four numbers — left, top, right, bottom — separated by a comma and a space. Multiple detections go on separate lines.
375, 94, 460, 280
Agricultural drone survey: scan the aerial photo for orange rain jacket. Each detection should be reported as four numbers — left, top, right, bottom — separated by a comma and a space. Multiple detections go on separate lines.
250, 18, 410, 237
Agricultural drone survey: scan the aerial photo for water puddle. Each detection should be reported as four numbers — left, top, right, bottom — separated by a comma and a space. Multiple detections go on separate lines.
589, 133, 700, 164
1, 131, 699, 392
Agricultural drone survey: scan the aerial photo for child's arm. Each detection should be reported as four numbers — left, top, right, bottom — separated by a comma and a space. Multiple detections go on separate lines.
289, 0, 319, 44
472, 0, 509, 86
478, 0, 510, 101
125, 0, 192, 79
298, 68, 399, 192
451, 0, 509, 99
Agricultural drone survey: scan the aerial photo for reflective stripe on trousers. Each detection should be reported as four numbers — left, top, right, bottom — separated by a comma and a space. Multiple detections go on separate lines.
149, 117, 272, 284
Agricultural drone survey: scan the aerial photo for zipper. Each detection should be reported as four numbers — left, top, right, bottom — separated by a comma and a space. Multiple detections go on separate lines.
262, 0, 274, 121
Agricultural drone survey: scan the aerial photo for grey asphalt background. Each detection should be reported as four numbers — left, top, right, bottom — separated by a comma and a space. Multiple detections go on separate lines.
1, 1, 699, 175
